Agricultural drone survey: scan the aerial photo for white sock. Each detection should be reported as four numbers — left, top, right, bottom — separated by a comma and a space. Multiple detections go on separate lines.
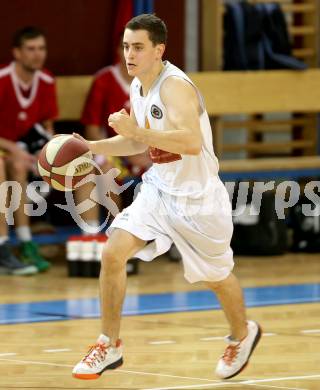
81, 220, 100, 235
16, 226, 32, 242
0, 236, 9, 245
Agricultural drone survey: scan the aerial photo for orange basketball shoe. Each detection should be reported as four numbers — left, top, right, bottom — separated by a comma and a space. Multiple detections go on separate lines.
215, 320, 262, 379
72, 335, 123, 380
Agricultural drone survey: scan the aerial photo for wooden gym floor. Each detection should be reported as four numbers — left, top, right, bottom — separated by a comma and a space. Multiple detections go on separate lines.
0, 250, 319, 390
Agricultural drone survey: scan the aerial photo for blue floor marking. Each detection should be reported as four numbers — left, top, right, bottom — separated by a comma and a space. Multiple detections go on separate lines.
0, 283, 319, 325
9, 225, 82, 246
220, 168, 320, 181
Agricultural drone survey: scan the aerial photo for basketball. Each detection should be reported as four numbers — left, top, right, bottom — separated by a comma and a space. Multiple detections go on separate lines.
37, 134, 94, 191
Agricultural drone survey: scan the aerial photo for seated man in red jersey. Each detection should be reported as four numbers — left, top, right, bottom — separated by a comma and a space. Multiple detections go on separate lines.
76, 33, 151, 235
0, 26, 58, 275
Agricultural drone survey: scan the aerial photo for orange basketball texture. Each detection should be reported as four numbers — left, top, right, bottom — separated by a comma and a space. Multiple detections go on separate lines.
37, 135, 93, 191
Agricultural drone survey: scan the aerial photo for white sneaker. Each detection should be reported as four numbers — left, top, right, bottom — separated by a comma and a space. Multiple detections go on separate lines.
215, 320, 261, 379
72, 334, 123, 380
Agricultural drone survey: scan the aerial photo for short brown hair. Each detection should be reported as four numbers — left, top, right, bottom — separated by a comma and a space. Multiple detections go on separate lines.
125, 14, 167, 46
13, 26, 46, 48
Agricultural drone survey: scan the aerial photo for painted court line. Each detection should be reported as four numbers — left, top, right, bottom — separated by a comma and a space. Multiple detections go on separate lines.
246, 384, 307, 390
300, 329, 320, 334
0, 357, 219, 382
118, 368, 219, 382
144, 384, 307, 390
142, 383, 237, 390
241, 373, 320, 384
0, 356, 318, 389
144, 381, 309, 390
149, 340, 176, 345
2, 282, 319, 325
0, 357, 73, 368
200, 336, 225, 341
43, 348, 71, 353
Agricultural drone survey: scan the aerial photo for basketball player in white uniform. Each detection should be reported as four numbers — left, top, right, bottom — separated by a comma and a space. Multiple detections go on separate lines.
72, 14, 261, 381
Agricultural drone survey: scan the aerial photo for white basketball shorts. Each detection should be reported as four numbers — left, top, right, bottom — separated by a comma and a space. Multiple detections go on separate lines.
107, 178, 234, 283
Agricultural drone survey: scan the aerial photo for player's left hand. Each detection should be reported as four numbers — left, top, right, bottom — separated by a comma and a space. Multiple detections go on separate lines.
108, 109, 137, 138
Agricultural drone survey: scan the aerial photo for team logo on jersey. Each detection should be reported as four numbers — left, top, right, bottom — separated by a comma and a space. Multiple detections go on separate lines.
151, 104, 163, 119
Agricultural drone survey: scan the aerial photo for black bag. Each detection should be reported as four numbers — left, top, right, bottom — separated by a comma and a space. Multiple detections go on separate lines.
223, 1, 307, 71
290, 195, 320, 252
231, 189, 287, 256
18, 123, 51, 154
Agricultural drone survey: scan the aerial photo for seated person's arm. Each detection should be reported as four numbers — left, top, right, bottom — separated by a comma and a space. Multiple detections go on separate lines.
85, 125, 104, 141
0, 137, 36, 168
42, 119, 55, 136
0, 137, 16, 153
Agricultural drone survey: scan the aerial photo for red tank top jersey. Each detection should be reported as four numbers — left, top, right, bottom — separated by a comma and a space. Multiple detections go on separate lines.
0, 62, 58, 141
81, 64, 130, 138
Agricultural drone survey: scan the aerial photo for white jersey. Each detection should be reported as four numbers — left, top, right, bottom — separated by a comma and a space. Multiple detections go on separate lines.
130, 61, 219, 198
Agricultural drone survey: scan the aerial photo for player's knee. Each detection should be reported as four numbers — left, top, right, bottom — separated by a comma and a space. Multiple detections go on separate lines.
206, 280, 222, 292
205, 274, 231, 292
7, 159, 28, 177
101, 246, 126, 272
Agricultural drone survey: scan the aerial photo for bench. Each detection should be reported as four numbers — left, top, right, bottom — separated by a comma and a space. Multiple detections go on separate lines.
189, 70, 320, 180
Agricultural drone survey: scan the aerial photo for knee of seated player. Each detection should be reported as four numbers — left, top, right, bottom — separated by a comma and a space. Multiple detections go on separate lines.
0, 158, 6, 177
6, 158, 28, 178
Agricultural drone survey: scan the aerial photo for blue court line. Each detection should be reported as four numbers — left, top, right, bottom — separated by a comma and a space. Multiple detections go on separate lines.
9, 225, 82, 246
220, 168, 320, 181
0, 283, 319, 325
